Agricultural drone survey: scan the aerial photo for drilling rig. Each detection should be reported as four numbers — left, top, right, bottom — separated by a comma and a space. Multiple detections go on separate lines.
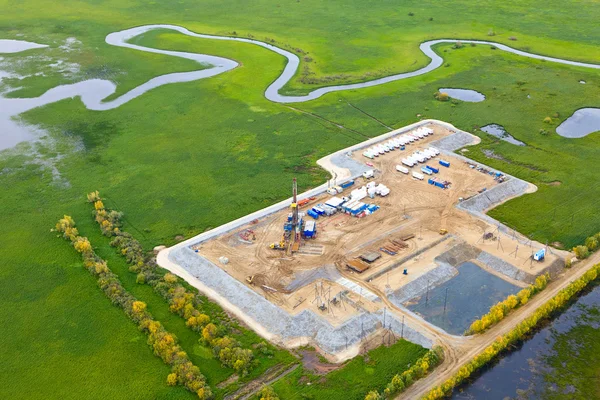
269, 177, 302, 254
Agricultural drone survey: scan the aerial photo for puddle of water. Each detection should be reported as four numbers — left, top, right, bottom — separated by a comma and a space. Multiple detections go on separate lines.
0, 39, 48, 53
556, 108, 600, 138
452, 283, 600, 399
438, 88, 485, 102
481, 124, 526, 146
406, 262, 520, 335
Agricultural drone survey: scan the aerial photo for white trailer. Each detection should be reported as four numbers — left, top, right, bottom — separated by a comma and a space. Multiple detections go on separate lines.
396, 165, 409, 174
412, 171, 425, 180
402, 158, 414, 167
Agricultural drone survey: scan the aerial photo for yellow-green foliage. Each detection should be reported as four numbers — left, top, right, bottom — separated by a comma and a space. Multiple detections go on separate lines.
368, 347, 443, 399
467, 274, 549, 334
55, 216, 213, 399
424, 264, 600, 400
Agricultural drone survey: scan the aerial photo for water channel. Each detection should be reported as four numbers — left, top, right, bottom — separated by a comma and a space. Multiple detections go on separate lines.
452, 283, 600, 399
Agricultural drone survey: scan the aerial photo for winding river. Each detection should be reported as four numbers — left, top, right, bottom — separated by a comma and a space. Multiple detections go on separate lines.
2, 24, 600, 149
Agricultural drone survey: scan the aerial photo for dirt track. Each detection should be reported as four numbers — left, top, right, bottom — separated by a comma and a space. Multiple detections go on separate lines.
397, 251, 600, 399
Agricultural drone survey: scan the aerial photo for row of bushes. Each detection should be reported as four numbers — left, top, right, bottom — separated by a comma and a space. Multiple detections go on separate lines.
466, 273, 549, 334
54, 215, 213, 399
87, 191, 256, 376
573, 231, 600, 260
364, 346, 443, 400
423, 262, 600, 400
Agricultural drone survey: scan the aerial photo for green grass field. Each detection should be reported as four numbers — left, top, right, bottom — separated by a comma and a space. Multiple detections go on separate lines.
1, 0, 599, 398
270, 341, 427, 400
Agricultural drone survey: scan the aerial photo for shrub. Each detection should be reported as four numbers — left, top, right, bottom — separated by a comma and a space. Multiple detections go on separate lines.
434, 91, 449, 101
408, 12, 414, 16
509, 36, 517, 41
585, 236, 598, 251
259, 385, 279, 400
574, 245, 590, 259
487, 28, 495, 36
543, 116, 553, 123
452, 41, 464, 49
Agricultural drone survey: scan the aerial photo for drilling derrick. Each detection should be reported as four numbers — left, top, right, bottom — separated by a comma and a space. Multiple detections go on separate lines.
289, 178, 301, 254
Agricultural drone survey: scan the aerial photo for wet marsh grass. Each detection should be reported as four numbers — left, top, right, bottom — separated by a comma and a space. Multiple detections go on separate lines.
0, 1, 599, 398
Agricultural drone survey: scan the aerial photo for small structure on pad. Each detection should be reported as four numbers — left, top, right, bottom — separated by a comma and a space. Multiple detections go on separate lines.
346, 258, 371, 273
360, 251, 382, 264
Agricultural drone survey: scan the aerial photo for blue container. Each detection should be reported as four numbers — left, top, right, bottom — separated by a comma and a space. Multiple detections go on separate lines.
434, 181, 445, 189
312, 207, 325, 215
307, 209, 319, 220
283, 223, 293, 231
427, 165, 439, 173
340, 180, 355, 189
439, 160, 450, 167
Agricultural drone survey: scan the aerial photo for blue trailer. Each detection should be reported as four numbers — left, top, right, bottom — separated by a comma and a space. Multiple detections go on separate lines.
434, 181, 446, 189
367, 204, 380, 213
400, 145, 406, 151
307, 209, 319, 220
340, 180, 355, 189
283, 222, 293, 231
428, 178, 436, 185
312, 206, 325, 215
534, 248, 546, 261
426, 165, 439, 173
439, 160, 450, 168
303, 220, 317, 238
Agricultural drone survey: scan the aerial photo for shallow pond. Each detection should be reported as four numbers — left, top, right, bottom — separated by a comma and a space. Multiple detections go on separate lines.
481, 124, 526, 146
452, 283, 600, 399
556, 108, 600, 138
407, 262, 520, 335
438, 88, 485, 102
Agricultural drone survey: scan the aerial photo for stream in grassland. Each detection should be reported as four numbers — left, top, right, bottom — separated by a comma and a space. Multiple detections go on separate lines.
2, 25, 600, 150
451, 283, 600, 400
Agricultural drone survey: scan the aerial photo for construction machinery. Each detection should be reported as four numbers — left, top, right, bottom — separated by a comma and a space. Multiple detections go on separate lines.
269, 234, 286, 250
439, 228, 448, 235
246, 275, 255, 285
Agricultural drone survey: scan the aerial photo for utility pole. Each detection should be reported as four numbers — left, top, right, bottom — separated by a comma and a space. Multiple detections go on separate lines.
443, 287, 449, 314
401, 315, 405, 338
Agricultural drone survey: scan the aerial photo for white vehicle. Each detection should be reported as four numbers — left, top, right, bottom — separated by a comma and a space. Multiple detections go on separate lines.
362, 169, 374, 179
427, 147, 440, 156
421, 166, 433, 175
413, 153, 427, 163
420, 150, 432, 160
401, 158, 414, 167
396, 165, 409, 174
363, 151, 374, 159
412, 171, 424, 180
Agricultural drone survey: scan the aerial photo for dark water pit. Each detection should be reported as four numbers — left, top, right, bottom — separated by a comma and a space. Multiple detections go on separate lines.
452, 282, 600, 399
481, 124, 526, 146
406, 262, 520, 335
438, 88, 485, 102
556, 108, 600, 138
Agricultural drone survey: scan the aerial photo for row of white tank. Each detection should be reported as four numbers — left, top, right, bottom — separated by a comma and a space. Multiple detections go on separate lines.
362, 127, 434, 159
401, 147, 440, 167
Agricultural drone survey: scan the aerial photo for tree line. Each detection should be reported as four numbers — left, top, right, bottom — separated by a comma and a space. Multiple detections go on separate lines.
466, 273, 549, 335
363, 346, 443, 400
54, 215, 213, 399
423, 262, 600, 399
87, 191, 257, 376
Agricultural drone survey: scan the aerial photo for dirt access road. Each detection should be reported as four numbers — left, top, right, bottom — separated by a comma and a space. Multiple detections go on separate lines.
397, 251, 600, 399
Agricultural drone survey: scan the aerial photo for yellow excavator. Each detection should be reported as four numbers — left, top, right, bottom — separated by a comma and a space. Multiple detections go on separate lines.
269, 234, 286, 250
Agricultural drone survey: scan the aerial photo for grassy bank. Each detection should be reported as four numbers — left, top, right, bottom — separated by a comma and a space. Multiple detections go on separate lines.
270, 340, 427, 400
